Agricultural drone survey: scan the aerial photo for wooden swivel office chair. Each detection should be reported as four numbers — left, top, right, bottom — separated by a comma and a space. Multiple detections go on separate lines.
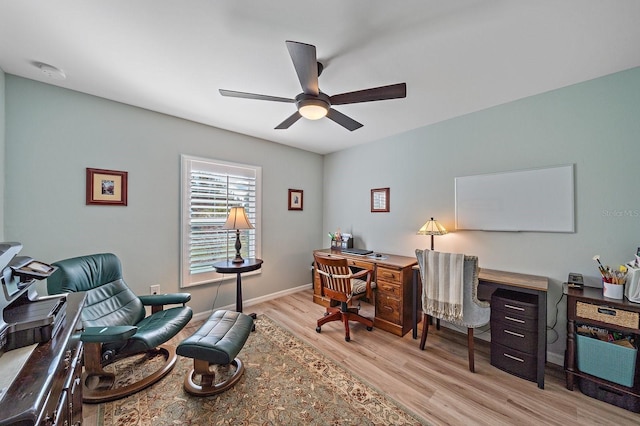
314, 254, 375, 342
47, 253, 193, 403
416, 249, 490, 372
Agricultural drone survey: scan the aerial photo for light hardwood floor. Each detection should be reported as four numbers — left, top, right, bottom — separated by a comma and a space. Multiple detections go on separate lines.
85, 288, 640, 425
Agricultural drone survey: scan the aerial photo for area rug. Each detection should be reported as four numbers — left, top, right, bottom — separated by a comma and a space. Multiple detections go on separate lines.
98, 314, 427, 425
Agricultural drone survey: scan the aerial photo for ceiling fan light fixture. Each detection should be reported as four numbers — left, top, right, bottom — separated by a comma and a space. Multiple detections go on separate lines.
299, 103, 328, 120
297, 98, 329, 120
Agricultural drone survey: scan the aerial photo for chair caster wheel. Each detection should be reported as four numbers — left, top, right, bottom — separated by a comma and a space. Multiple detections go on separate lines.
345, 336, 350, 342
316, 326, 321, 333
366, 326, 373, 331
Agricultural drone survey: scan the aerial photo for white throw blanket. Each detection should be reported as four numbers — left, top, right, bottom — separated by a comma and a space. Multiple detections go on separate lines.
420, 250, 465, 322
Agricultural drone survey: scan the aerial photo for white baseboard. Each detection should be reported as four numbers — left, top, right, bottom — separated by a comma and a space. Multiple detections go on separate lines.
192, 283, 311, 322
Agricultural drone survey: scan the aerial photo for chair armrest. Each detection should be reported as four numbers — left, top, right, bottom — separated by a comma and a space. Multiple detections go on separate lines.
138, 293, 191, 306
351, 269, 373, 299
81, 325, 137, 343
351, 269, 370, 280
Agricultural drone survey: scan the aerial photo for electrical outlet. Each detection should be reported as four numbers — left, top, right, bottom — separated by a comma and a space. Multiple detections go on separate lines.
150, 285, 160, 295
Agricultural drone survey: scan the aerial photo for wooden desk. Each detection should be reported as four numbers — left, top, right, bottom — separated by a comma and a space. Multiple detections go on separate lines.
313, 249, 417, 336
412, 266, 548, 389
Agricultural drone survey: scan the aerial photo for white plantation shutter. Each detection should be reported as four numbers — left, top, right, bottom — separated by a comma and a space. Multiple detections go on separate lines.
181, 155, 261, 287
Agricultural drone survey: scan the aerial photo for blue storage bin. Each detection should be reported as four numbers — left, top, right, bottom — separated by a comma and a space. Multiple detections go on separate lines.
576, 334, 637, 388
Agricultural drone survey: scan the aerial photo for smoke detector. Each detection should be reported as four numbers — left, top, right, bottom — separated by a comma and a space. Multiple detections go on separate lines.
36, 62, 66, 80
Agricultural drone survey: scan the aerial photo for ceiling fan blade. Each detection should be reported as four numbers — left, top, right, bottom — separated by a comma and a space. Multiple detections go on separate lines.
286, 41, 319, 96
326, 108, 363, 131
329, 83, 407, 105
275, 111, 302, 129
219, 89, 294, 103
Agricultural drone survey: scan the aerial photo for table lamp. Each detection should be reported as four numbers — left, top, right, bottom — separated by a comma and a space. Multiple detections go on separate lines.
222, 206, 254, 263
417, 217, 447, 250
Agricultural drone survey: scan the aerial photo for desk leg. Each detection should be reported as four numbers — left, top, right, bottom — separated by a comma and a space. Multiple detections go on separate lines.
536, 291, 547, 389
412, 269, 418, 339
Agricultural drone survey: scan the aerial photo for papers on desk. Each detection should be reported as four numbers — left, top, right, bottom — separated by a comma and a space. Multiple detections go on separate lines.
0, 343, 38, 402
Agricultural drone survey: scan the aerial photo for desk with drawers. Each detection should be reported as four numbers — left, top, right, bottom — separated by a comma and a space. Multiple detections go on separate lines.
312, 249, 417, 337
412, 266, 548, 389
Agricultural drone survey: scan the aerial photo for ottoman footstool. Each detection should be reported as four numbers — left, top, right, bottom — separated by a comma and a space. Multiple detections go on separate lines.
176, 310, 253, 396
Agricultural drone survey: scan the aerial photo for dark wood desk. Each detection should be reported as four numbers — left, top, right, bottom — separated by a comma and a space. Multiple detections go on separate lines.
213, 258, 263, 315
412, 266, 548, 389
0, 292, 86, 426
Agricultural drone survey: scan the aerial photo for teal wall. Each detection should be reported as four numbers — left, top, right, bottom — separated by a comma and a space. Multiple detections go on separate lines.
4, 76, 324, 316
323, 66, 640, 362
4, 67, 640, 363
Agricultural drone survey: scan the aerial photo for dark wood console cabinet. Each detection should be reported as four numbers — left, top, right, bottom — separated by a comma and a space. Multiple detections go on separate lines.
0, 292, 85, 426
564, 285, 640, 410
313, 249, 417, 336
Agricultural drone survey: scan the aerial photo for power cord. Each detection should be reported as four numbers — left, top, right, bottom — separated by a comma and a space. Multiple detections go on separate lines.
210, 273, 225, 312
546, 290, 565, 345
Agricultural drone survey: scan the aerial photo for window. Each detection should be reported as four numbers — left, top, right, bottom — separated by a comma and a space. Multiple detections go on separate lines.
180, 155, 261, 287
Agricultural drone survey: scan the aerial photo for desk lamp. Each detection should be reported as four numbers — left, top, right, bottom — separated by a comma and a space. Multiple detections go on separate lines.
417, 217, 447, 250
222, 206, 254, 263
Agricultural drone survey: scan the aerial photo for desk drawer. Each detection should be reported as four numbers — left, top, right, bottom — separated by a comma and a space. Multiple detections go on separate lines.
377, 266, 401, 283
377, 280, 401, 297
376, 293, 401, 324
491, 309, 537, 332
345, 258, 374, 271
491, 342, 537, 382
492, 289, 538, 320
491, 320, 538, 353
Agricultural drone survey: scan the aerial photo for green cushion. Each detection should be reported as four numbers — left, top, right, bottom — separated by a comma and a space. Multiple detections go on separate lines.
48, 253, 123, 294
177, 310, 253, 365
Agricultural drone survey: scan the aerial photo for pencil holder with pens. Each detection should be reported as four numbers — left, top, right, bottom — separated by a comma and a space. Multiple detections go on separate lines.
593, 254, 626, 299
603, 280, 624, 299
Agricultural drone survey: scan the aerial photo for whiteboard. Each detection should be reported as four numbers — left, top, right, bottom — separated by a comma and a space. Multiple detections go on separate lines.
455, 164, 575, 232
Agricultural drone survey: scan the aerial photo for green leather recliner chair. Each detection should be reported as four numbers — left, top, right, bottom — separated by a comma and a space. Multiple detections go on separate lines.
47, 253, 193, 403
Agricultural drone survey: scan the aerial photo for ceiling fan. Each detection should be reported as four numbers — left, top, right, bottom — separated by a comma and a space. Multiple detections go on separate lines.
219, 40, 407, 131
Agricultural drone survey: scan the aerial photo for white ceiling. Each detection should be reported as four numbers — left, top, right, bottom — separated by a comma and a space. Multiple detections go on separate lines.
1, 1, 639, 155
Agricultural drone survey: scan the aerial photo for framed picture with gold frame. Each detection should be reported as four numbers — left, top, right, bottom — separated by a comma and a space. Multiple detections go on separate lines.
371, 187, 389, 212
288, 189, 303, 211
86, 168, 128, 206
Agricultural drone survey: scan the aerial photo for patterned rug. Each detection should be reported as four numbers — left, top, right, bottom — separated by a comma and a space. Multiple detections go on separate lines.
98, 314, 427, 425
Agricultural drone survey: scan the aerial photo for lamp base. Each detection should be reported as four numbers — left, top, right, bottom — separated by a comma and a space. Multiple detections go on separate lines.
232, 229, 244, 263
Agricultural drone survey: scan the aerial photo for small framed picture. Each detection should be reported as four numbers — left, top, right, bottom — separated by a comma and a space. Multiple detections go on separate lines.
86, 168, 128, 206
288, 189, 303, 211
371, 187, 389, 212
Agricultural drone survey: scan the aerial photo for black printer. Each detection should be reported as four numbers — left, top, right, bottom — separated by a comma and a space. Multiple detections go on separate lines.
0, 242, 62, 355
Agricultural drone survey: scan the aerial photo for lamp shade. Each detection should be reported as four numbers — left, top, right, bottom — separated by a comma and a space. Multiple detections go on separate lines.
417, 217, 447, 236
222, 206, 254, 230
417, 217, 447, 251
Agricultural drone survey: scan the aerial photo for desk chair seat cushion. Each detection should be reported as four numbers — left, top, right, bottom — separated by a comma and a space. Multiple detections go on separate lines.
351, 278, 376, 296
